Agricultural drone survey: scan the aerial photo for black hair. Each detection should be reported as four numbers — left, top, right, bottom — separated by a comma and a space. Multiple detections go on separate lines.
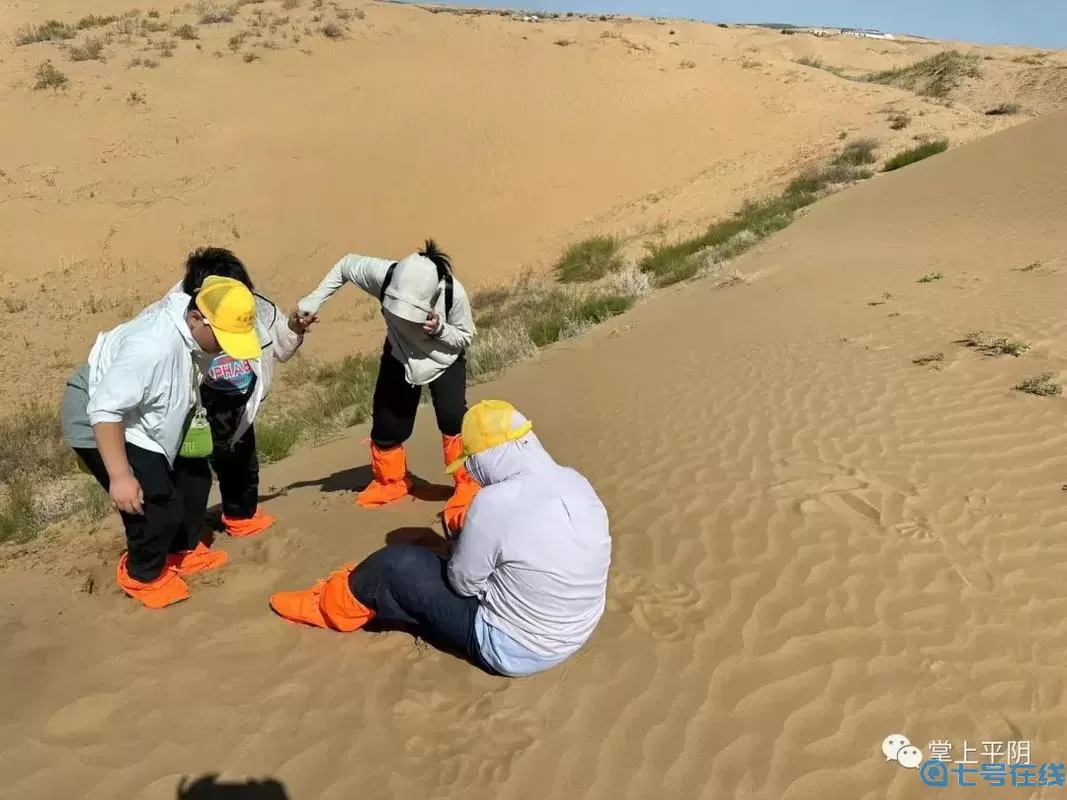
182, 247, 254, 295
419, 238, 453, 279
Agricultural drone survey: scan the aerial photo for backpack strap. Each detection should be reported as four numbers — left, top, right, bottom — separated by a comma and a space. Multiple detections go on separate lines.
378, 262, 398, 304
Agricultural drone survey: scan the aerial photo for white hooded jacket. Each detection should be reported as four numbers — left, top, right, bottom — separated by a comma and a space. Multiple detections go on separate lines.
296, 253, 475, 387
447, 429, 612, 664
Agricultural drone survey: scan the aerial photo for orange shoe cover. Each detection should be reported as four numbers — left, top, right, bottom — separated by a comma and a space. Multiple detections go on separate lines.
166, 541, 229, 577
269, 562, 375, 632
356, 444, 412, 507
442, 434, 481, 534
116, 554, 190, 609
222, 507, 276, 538
443, 481, 479, 534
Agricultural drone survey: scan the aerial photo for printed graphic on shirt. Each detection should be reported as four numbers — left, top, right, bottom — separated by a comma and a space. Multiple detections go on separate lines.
204, 354, 255, 396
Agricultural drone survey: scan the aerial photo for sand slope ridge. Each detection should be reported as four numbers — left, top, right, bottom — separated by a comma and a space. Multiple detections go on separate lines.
2, 96, 1067, 798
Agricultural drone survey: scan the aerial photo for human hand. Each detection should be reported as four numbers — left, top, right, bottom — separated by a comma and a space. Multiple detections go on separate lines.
423, 311, 441, 335
288, 309, 319, 335
110, 473, 145, 515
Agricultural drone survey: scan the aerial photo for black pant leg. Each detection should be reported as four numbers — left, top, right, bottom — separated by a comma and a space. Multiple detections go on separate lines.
211, 424, 259, 519
369, 340, 422, 449
76, 445, 195, 581
428, 353, 468, 437
170, 456, 214, 552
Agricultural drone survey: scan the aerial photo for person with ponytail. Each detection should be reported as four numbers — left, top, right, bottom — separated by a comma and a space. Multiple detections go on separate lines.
296, 240, 478, 534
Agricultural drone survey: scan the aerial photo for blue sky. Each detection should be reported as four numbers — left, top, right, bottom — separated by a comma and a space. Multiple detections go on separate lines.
406, 0, 1067, 48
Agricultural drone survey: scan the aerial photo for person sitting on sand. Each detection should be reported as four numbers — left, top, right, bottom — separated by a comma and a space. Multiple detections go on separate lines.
295, 239, 478, 534
268, 400, 612, 677
60, 277, 262, 609
159, 247, 318, 539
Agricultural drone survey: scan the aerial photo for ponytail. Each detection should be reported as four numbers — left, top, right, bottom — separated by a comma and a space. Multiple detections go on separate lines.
419, 238, 453, 280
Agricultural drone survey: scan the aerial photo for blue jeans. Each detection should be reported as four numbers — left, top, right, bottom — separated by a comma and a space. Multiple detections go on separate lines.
347, 545, 494, 673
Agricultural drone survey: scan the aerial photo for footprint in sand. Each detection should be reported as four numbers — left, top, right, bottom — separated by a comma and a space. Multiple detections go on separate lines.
769, 459, 933, 540
397, 692, 542, 787
608, 570, 705, 641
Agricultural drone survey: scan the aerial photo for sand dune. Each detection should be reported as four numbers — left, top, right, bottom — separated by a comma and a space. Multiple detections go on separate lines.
0, 1, 1060, 409
3, 3, 1067, 798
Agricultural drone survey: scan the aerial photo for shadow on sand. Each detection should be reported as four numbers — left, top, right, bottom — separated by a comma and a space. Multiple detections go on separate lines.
205, 465, 452, 530
177, 774, 290, 798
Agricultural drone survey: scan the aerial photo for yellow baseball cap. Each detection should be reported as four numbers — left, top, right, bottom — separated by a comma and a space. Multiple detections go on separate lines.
445, 399, 533, 474
194, 275, 262, 361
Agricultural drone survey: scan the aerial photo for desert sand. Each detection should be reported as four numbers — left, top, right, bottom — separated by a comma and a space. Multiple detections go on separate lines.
2, 2, 1067, 798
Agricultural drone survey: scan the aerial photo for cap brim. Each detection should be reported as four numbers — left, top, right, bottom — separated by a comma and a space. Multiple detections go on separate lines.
214, 327, 262, 361
382, 296, 431, 325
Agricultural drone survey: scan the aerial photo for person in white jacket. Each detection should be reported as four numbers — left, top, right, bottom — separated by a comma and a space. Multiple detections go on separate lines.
268, 400, 612, 677
296, 239, 479, 535
167, 247, 316, 538
60, 277, 262, 609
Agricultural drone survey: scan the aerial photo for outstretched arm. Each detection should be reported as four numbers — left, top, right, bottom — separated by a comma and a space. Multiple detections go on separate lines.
296, 254, 395, 316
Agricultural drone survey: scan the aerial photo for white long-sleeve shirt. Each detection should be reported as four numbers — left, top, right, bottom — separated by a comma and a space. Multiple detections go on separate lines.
447, 430, 612, 674
296, 253, 475, 386
84, 292, 203, 465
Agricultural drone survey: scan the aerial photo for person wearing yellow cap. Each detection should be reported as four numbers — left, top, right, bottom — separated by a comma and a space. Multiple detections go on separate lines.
268, 400, 613, 676
60, 275, 262, 609
164, 247, 317, 539
295, 239, 479, 534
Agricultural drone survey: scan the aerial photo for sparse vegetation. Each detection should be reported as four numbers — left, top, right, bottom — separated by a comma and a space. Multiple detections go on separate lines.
243, 50, 260, 62
321, 21, 345, 39
1014, 373, 1061, 398
888, 111, 911, 130
639, 150, 872, 287
868, 292, 892, 307
1015, 261, 1042, 273
2, 298, 28, 313
918, 271, 944, 283
68, 36, 107, 62
882, 139, 949, 172
33, 61, 69, 91
0, 474, 41, 544
77, 14, 119, 30
679, 58, 696, 69
793, 54, 845, 76
199, 4, 236, 24
554, 236, 624, 283
912, 352, 945, 366
228, 31, 249, 51
128, 90, 147, 104
832, 138, 878, 167
865, 51, 980, 99
175, 23, 199, 39
16, 20, 76, 45
958, 331, 1030, 357
282, 0, 300, 7
985, 102, 1022, 116
0, 404, 76, 485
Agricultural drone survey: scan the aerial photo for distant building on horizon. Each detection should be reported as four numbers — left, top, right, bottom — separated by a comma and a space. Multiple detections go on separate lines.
778, 24, 895, 40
